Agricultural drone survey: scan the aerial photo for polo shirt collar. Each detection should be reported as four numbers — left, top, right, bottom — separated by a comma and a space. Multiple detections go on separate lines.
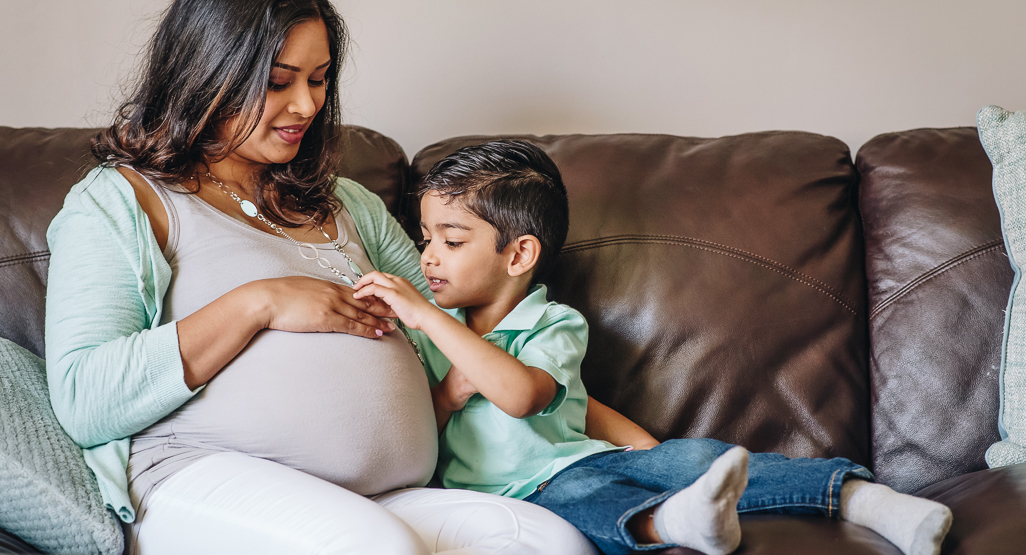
489, 284, 551, 333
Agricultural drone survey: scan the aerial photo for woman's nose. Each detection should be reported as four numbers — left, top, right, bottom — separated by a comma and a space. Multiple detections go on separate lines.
289, 85, 317, 118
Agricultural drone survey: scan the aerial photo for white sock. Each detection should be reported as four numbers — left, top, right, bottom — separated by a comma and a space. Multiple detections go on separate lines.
652, 446, 749, 555
839, 480, 952, 555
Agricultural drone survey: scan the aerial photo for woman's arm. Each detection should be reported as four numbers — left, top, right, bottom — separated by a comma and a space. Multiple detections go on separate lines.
585, 396, 660, 450
177, 277, 396, 389
46, 195, 195, 447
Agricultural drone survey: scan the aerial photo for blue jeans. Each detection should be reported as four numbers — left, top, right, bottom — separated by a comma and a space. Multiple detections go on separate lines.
522, 438, 873, 555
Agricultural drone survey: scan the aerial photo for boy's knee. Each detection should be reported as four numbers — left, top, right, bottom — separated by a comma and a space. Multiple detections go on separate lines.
660, 437, 735, 459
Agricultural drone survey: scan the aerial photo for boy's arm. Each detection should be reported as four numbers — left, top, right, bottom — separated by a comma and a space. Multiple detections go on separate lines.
585, 396, 660, 450
354, 272, 558, 419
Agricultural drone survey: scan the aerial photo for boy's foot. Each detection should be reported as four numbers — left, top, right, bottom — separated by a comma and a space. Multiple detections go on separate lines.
652, 445, 749, 555
839, 480, 953, 555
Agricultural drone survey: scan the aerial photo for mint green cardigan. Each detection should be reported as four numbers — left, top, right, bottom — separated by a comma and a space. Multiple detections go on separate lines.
45, 165, 428, 522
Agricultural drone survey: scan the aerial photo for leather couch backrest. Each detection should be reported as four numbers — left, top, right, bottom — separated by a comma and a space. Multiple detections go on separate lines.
0, 125, 409, 359
857, 127, 1004, 493
0, 127, 97, 358
410, 132, 871, 465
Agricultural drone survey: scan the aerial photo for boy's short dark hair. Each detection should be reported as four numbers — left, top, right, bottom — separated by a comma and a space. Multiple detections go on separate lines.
418, 140, 569, 285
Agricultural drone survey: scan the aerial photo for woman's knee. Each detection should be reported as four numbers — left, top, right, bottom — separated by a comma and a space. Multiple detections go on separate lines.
377, 488, 597, 555
318, 514, 428, 555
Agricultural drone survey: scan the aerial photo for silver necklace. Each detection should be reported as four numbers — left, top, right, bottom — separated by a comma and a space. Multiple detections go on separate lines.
201, 171, 364, 286
199, 171, 422, 362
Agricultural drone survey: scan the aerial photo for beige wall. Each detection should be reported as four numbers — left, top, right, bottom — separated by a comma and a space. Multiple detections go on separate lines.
3, 0, 1025, 157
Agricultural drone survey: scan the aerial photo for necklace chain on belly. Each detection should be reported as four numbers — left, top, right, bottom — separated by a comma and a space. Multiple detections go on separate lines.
199, 172, 423, 363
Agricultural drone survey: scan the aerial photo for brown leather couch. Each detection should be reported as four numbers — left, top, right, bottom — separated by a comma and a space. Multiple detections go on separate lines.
2, 125, 1024, 555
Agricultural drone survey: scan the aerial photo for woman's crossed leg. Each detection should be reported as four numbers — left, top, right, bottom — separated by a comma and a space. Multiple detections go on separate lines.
127, 451, 597, 555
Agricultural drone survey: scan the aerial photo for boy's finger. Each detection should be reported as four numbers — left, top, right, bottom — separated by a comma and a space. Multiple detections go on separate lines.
353, 283, 391, 302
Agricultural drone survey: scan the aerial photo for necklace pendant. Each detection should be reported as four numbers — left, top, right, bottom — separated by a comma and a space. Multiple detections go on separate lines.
240, 200, 258, 217
348, 259, 363, 277
340, 275, 355, 287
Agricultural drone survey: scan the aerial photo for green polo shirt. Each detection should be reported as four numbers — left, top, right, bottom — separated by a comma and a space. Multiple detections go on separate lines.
414, 284, 621, 500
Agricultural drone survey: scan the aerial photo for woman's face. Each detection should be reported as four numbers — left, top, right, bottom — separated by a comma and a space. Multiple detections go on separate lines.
224, 18, 332, 169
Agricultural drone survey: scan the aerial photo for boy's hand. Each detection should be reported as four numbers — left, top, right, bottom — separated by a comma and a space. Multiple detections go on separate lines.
353, 271, 436, 329
438, 364, 478, 411
431, 364, 479, 432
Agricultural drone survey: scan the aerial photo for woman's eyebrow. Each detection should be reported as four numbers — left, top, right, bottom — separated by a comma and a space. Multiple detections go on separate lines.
272, 60, 331, 72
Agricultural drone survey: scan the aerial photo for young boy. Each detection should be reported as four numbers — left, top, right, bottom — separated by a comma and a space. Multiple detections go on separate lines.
353, 140, 952, 555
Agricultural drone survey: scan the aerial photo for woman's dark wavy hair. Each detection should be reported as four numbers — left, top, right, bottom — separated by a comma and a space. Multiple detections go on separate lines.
418, 140, 569, 286
92, 0, 348, 227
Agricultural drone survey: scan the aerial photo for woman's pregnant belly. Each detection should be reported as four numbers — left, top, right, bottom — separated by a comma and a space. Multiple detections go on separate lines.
153, 328, 437, 495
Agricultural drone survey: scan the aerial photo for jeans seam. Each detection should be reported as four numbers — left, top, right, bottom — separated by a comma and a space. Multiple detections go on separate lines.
740, 501, 829, 513
827, 468, 842, 518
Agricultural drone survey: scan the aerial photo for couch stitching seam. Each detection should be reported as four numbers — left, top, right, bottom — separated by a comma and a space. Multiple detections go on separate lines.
562, 234, 862, 319
869, 239, 1006, 321
0, 251, 50, 269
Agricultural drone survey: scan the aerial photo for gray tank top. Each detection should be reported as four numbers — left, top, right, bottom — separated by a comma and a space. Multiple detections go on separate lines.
127, 178, 437, 505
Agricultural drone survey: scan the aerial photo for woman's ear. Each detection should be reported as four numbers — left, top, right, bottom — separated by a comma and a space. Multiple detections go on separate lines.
507, 235, 541, 279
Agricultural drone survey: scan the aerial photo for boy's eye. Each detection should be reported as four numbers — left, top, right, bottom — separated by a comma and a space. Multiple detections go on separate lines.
415, 239, 428, 247
445, 241, 463, 248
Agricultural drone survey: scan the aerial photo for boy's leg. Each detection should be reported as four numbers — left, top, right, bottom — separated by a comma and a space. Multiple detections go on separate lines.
524, 438, 746, 555
650, 446, 748, 555
738, 451, 951, 555
736, 449, 872, 516
839, 480, 952, 555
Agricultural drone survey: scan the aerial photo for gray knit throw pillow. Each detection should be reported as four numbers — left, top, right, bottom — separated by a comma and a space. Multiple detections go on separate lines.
980, 105, 1026, 468
0, 337, 123, 554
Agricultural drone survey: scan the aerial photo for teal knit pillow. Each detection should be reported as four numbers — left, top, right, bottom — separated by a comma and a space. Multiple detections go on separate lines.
0, 337, 123, 554
980, 105, 1026, 467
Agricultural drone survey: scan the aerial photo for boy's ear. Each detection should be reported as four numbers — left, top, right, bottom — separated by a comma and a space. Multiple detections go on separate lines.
507, 235, 541, 279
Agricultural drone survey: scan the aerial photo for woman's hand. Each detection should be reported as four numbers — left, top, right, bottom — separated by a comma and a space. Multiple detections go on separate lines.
254, 276, 397, 338
352, 271, 438, 330
178, 276, 398, 389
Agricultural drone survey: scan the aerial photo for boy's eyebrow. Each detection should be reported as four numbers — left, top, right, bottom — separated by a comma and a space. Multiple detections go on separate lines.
421, 221, 472, 231
272, 60, 331, 72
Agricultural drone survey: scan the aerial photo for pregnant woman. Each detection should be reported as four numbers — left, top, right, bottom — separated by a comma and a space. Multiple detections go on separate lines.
44, 0, 603, 553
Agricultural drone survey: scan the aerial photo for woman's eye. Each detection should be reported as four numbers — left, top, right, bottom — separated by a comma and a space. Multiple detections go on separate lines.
308, 78, 326, 88
268, 81, 289, 92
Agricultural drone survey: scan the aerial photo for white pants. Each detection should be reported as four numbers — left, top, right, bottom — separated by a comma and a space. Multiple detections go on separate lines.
126, 452, 597, 555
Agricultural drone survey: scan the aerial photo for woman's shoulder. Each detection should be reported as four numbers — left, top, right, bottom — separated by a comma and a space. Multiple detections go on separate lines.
59, 164, 139, 213
47, 164, 155, 247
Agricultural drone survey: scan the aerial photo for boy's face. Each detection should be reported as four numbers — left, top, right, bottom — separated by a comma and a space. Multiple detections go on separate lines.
420, 192, 514, 310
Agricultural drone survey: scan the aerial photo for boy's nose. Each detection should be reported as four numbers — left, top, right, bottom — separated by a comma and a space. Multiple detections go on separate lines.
421, 246, 437, 266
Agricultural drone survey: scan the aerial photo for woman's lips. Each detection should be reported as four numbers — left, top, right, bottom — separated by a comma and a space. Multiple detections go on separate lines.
274, 125, 305, 145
